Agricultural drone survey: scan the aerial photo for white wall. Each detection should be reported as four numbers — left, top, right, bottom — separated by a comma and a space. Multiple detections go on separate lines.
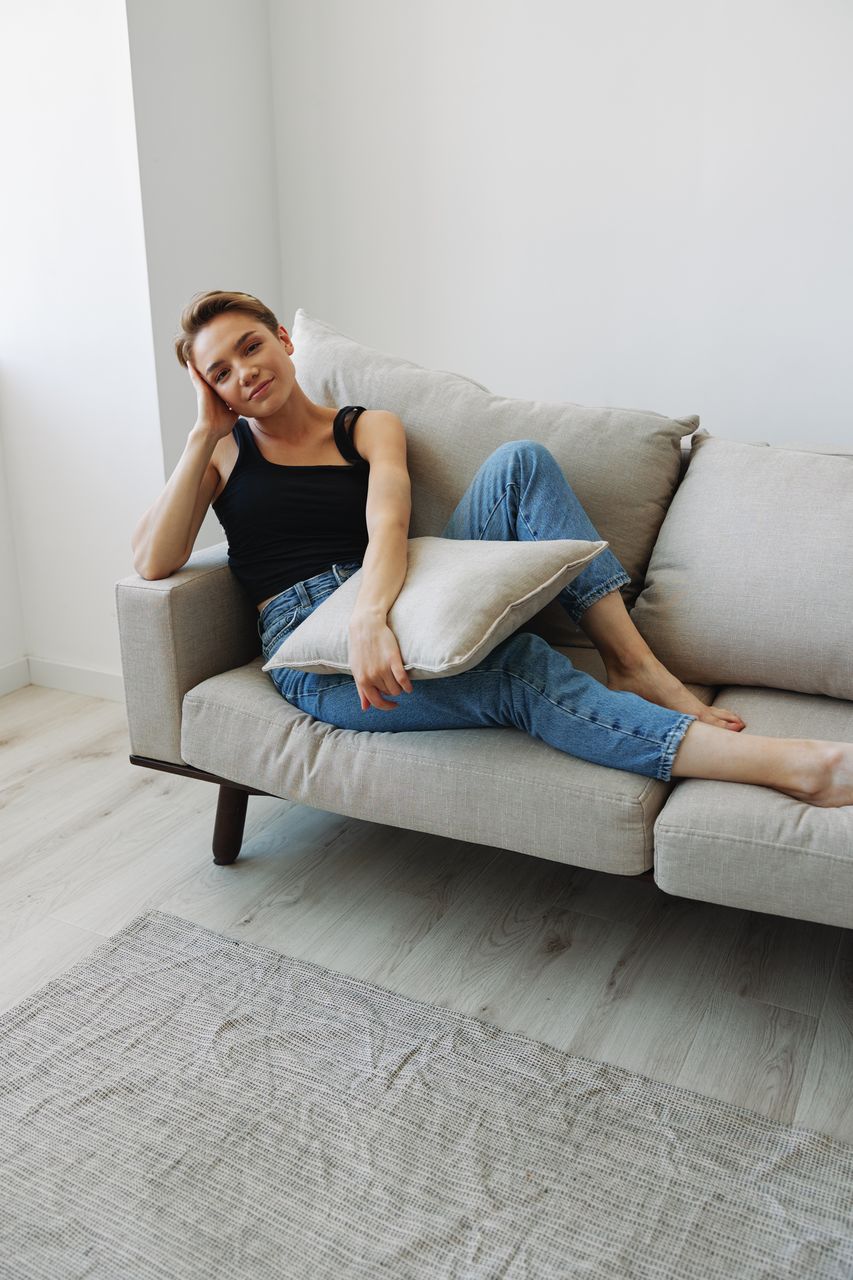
125, 0, 283, 551
0, 432, 26, 695
0, 0, 164, 700
2, 1, 850, 706
269, 0, 853, 447
0, 0, 282, 704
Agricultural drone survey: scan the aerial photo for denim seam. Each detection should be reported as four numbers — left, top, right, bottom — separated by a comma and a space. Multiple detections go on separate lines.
514, 482, 540, 541
566, 571, 633, 621
480, 481, 570, 546
655, 713, 697, 782
183, 696, 649, 807
274, 676, 355, 694
478, 484, 519, 540
463, 666, 680, 749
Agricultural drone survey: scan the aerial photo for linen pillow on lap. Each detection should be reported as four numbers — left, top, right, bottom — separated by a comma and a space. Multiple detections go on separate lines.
290, 309, 698, 648
263, 536, 607, 679
630, 434, 853, 700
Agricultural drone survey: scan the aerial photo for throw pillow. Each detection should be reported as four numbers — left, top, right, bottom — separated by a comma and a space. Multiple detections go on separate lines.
263, 536, 608, 679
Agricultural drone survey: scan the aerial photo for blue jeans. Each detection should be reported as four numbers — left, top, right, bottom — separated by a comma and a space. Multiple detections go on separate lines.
257, 441, 696, 781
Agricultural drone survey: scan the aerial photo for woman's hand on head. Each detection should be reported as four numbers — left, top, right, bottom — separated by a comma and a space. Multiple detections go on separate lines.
347, 616, 414, 712
187, 361, 239, 441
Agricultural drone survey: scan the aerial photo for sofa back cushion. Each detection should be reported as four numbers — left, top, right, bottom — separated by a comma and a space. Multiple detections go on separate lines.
291, 309, 699, 647
631, 433, 853, 699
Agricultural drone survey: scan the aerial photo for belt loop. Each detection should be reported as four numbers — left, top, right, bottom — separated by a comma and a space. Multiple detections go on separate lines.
333, 561, 359, 585
295, 581, 310, 607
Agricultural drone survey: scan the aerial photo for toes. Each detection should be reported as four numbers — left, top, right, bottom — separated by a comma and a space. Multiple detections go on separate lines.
700, 708, 746, 732
717, 707, 746, 728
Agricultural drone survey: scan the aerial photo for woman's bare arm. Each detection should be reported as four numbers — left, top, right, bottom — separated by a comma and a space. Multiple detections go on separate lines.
131, 363, 236, 579
346, 412, 414, 711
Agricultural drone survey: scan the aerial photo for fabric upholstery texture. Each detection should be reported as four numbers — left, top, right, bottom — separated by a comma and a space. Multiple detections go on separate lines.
655, 685, 853, 928
263, 535, 607, 678
631, 434, 853, 699
290, 309, 699, 648
116, 545, 258, 765
182, 646, 716, 877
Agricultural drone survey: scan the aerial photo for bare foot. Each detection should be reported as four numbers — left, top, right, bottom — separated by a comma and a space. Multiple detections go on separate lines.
670, 724, 853, 807
606, 653, 746, 731
783, 741, 853, 807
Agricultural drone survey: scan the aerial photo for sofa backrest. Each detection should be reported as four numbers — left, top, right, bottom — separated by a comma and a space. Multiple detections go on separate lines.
632, 431, 853, 700
291, 309, 698, 648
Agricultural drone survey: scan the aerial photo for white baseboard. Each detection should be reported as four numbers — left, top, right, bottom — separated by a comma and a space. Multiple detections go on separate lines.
0, 658, 31, 697
26, 658, 125, 703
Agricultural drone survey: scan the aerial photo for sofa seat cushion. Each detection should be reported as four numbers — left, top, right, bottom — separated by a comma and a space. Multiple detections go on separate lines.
180, 651, 714, 876
654, 686, 853, 928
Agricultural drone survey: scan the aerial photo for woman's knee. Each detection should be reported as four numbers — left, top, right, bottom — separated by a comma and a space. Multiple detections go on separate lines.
485, 440, 566, 492
489, 439, 552, 470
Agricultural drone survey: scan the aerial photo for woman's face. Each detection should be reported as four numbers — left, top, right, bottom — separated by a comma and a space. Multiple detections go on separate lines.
191, 311, 294, 414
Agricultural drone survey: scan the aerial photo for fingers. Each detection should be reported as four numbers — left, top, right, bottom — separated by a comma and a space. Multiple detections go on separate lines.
357, 670, 414, 712
187, 360, 211, 402
393, 663, 414, 695
187, 361, 209, 392
351, 637, 414, 712
359, 684, 399, 712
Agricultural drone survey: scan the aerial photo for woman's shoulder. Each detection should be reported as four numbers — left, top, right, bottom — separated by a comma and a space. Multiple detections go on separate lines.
353, 408, 403, 426
347, 408, 406, 441
347, 408, 406, 457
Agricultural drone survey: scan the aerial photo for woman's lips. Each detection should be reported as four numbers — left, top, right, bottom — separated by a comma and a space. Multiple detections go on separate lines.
249, 378, 273, 400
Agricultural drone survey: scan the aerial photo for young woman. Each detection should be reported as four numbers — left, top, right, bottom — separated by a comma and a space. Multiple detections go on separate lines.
131, 290, 853, 807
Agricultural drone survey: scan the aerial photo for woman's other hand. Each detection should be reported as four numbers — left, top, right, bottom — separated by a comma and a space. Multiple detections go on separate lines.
347, 615, 414, 711
187, 361, 239, 441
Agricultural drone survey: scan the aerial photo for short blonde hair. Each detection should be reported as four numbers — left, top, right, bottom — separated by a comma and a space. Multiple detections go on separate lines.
174, 290, 281, 367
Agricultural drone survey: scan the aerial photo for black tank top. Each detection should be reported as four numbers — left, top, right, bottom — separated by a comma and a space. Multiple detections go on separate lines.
212, 406, 370, 606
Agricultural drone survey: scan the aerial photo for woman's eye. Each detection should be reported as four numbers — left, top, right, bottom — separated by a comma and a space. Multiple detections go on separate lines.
215, 370, 228, 383
247, 342, 260, 353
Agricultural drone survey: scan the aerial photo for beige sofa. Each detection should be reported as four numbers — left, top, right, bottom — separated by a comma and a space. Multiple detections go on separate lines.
116, 313, 853, 930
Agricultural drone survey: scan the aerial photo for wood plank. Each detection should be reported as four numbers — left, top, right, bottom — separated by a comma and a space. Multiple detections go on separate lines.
1, 684, 849, 1141
715, 909, 842, 1018
565, 893, 749, 1082
795, 931, 853, 1143
676, 988, 818, 1125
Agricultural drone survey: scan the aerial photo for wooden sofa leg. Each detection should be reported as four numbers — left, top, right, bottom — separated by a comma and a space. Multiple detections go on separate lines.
213, 785, 249, 865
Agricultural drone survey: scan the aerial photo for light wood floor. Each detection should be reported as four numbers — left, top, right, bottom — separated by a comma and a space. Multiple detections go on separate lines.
2, 683, 851, 1144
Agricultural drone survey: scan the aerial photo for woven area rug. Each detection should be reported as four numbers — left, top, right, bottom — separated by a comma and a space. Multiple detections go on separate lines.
2, 911, 852, 1279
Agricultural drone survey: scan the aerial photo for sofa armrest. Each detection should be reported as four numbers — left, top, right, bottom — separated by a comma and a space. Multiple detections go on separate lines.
116, 542, 259, 765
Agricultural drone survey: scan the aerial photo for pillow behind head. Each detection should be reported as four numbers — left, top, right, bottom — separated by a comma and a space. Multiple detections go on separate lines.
630, 434, 853, 699
263, 536, 608, 679
290, 309, 699, 648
